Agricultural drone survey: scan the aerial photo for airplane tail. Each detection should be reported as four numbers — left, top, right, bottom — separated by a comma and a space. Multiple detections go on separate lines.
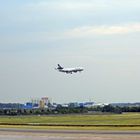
57, 64, 63, 69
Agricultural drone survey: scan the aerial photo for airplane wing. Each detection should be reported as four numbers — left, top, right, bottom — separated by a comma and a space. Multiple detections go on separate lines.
60, 68, 83, 73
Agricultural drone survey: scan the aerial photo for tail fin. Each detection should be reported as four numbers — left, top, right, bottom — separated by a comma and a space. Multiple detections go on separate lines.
57, 64, 63, 69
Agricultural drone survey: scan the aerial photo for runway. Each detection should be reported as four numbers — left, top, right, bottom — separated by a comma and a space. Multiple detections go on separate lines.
0, 128, 140, 140
0, 128, 140, 135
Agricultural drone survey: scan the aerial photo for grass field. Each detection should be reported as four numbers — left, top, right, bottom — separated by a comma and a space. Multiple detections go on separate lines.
0, 113, 140, 130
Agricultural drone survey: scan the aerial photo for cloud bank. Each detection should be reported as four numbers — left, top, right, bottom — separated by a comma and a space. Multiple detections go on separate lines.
1, 23, 140, 50
65, 23, 140, 37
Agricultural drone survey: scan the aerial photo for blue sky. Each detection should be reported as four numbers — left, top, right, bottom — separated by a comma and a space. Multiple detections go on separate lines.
0, 0, 140, 103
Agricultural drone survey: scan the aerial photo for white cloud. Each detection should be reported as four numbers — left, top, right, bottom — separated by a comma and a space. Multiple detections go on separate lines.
26, 0, 108, 12
25, 0, 140, 14
63, 23, 140, 38
1, 23, 140, 50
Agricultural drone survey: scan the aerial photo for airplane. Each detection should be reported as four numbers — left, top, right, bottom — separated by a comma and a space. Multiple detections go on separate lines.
55, 64, 84, 74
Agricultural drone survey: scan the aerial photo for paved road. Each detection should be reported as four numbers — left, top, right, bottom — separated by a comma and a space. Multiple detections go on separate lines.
0, 128, 140, 135
0, 128, 140, 140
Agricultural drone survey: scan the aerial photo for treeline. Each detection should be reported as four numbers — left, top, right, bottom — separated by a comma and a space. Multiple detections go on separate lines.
90, 105, 140, 113
0, 105, 140, 116
0, 107, 88, 116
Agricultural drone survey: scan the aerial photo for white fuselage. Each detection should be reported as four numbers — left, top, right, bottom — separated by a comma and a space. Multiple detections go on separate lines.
56, 64, 84, 74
